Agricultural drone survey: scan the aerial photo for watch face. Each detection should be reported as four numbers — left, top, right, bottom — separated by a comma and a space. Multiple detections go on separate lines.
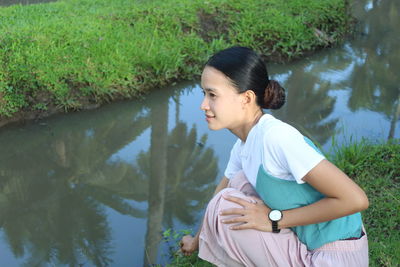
269, 210, 282, 221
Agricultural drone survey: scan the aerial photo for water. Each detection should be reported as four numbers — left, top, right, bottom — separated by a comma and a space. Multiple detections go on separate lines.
0, 0, 399, 266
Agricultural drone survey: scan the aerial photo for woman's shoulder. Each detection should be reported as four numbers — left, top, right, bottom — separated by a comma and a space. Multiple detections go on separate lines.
258, 114, 302, 142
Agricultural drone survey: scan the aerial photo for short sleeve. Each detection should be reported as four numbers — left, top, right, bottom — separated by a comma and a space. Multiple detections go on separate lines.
263, 125, 325, 184
224, 140, 242, 179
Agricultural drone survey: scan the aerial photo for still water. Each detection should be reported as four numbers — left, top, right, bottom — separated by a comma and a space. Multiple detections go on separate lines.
0, 0, 399, 266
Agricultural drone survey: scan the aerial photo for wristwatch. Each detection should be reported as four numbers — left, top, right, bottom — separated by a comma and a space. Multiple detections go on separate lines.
268, 210, 282, 233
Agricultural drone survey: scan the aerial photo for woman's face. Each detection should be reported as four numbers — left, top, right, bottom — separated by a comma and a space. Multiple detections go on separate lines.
200, 66, 245, 130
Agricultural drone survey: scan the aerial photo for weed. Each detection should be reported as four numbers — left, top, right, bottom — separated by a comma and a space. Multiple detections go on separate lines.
162, 229, 214, 267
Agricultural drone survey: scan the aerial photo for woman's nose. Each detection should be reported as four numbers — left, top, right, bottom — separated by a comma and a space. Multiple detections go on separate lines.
200, 97, 209, 111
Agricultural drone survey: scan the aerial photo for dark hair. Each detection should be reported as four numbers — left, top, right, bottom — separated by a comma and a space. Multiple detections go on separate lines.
205, 46, 285, 109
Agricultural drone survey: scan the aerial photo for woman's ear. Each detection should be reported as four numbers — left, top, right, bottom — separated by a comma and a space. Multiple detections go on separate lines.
242, 90, 257, 106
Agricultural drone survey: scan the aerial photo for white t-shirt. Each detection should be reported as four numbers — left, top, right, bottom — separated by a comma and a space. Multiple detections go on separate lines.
224, 114, 325, 186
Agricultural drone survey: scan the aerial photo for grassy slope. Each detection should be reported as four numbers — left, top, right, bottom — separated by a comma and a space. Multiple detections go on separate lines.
331, 140, 400, 267
0, 0, 350, 118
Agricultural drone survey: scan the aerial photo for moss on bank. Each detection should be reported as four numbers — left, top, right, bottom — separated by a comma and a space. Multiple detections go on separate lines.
164, 140, 400, 267
0, 0, 352, 124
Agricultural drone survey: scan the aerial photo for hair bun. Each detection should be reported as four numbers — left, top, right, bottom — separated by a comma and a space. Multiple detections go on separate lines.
262, 80, 286, 109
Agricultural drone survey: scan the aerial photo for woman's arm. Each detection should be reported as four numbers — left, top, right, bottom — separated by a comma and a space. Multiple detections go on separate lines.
279, 159, 369, 228
180, 176, 230, 255
219, 159, 368, 231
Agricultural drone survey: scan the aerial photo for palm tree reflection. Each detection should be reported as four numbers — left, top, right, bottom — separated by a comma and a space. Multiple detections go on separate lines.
347, 0, 400, 140
273, 61, 338, 145
0, 87, 218, 266
140, 89, 218, 266
0, 102, 150, 266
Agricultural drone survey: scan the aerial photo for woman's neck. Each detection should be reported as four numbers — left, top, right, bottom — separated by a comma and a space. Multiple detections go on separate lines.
230, 109, 264, 142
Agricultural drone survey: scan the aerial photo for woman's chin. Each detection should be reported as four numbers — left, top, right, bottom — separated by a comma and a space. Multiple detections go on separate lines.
207, 123, 223, 131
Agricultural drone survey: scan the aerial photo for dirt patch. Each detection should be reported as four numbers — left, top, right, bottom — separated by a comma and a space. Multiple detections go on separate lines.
196, 8, 230, 43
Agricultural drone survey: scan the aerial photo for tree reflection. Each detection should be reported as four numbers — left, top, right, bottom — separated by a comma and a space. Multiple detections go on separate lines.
140, 89, 218, 266
142, 91, 169, 266
347, 0, 400, 139
270, 0, 400, 144
0, 87, 218, 266
0, 102, 151, 266
273, 61, 338, 145
0, 163, 113, 267
164, 123, 217, 226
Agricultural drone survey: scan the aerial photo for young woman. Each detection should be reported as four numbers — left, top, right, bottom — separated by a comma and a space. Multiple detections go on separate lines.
180, 46, 369, 267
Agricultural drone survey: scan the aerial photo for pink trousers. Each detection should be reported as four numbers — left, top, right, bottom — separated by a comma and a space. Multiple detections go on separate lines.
198, 171, 369, 267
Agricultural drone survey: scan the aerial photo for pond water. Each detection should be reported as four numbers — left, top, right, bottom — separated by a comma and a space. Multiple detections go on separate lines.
0, 0, 399, 266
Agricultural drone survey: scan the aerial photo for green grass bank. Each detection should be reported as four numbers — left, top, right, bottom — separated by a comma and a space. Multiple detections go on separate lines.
0, 0, 352, 125
164, 140, 400, 267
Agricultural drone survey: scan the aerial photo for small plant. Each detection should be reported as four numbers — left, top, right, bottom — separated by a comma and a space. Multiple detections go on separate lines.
33, 103, 48, 111
162, 228, 214, 266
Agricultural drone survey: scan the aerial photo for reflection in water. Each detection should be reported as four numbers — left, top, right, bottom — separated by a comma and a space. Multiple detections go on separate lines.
0, 102, 151, 266
0, 86, 218, 266
140, 90, 218, 266
347, 0, 400, 140
271, 0, 399, 147
0, 0, 399, 266
273, 60, 339, 145
143, 91, 169, 266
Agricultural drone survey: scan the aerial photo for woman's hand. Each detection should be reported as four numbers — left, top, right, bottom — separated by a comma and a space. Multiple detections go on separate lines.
220, 194, 273, 232
180, 235, 199, 256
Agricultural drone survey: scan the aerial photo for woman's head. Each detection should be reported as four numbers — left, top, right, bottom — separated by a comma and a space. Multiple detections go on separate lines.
204, 46, 285, 110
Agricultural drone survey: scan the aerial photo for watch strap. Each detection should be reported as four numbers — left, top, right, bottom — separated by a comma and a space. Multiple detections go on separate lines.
271, 221, 280, 233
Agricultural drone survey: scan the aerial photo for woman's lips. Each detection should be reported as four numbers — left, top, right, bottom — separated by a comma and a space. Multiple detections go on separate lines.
205, 114, 215, 122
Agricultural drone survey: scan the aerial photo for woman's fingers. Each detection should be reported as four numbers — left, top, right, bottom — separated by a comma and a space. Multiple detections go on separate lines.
180, 235, 199, 256
229, 222, 254, 230
219, 193, 272, 232
221, 214, 248, 223
220, 207, 247, 216
222, 194, 254, 206
219, 192, 273, 232
248, 196, 264, 204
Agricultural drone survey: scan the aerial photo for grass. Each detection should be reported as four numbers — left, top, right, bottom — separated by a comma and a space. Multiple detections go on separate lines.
0, 0, 352, 119
164, 140, 400, 267
330, 139, 400, 267
162, 229, 213, 267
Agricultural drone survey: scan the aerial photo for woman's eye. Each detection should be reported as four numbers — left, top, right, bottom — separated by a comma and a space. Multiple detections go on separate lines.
201, 90, 216, 98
